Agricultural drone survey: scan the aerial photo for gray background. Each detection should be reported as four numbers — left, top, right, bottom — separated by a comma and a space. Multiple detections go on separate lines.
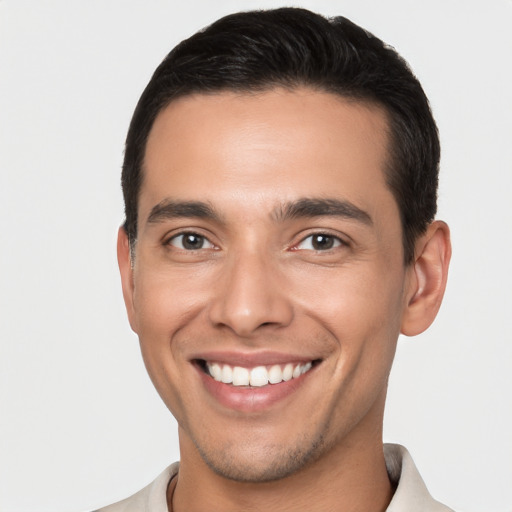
1, 1, 511, 511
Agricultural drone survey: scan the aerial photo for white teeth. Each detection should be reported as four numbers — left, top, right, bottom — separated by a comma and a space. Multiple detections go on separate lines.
268, 364, 283, 384
232, 366, 250, 386
302, 361, 312, 374
221, 364, 233, 383
206, 360, 314, 387
209, 363, 222, 381
249, 366, 268, 387
282, 363, 293, 381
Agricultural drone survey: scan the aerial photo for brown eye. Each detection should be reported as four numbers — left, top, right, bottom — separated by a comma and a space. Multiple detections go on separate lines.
311, 234, 335, 250
296, 234, 343, 251
168, 233, 214, 250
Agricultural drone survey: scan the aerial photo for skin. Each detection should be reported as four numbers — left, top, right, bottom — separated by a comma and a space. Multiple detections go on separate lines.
118, 88, 451, 512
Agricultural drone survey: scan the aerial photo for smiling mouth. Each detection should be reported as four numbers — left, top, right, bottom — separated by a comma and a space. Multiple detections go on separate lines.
196, 360, 320, 387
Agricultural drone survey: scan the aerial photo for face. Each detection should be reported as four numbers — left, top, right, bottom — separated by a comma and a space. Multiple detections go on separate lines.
120, 88, 417, 482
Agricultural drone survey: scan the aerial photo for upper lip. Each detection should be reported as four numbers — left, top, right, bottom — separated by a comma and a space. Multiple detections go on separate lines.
190, 350, 319, 367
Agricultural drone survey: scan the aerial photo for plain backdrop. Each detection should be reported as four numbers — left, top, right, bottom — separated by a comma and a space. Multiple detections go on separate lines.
1, 1, 511, 511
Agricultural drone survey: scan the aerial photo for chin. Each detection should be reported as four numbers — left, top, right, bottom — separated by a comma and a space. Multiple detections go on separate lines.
194, 432, 327, 483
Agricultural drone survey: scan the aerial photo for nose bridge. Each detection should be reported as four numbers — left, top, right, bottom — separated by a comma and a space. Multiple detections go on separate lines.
209, 242, 293, 336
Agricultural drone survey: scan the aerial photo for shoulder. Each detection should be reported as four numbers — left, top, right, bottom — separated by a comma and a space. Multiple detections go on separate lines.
93, 462, 179, 512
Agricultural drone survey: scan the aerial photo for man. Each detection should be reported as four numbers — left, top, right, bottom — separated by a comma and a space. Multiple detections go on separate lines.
99, 7, 452, 511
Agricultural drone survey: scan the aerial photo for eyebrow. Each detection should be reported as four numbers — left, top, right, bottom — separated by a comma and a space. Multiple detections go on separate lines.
147, 199, 222, 224
146, 197, 372, 226
273, 197, 373, 225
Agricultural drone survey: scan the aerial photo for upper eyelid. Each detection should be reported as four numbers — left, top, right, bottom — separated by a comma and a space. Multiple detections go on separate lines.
161, 227, 349, 248
293, 230, 349, 246
163, 227, 216, 243
165, 232, 218, 252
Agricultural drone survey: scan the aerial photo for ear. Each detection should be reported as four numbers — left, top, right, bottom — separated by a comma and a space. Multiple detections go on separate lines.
401, 221, 451, 336
117, 226, 138, 333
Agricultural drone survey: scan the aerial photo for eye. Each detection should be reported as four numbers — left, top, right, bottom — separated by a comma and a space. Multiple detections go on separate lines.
167, 232, 215, 251
295, 233, 344, 251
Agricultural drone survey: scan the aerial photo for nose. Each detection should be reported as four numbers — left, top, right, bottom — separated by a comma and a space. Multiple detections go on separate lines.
208, 249, 294, 338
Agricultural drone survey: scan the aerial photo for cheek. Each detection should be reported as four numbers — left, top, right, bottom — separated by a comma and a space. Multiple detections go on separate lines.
292, 260, 406, 401
130, 269, 207, 411
133, 266, 209, 336
338, 272, 404, 391
294, 262, 405, 336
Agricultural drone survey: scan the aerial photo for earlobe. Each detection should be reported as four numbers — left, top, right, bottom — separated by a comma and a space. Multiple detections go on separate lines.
401, 221, 451, 336
117, 226, 138, 333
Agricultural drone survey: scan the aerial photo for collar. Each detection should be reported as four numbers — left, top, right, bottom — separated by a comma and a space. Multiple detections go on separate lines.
384, 444, 453, 511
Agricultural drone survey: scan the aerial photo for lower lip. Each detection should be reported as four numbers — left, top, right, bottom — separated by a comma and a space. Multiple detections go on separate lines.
196, 365, 315, 413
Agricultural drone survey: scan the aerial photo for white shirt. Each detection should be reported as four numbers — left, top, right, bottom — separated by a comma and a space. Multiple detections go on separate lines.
95, 444, 454, 511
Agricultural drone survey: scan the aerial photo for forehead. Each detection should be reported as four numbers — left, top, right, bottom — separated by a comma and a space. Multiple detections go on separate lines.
141, 88, 394, 222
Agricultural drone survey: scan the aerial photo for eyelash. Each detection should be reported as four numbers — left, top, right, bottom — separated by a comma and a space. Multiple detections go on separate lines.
166, 232, 216, 251
293, 232, 347, 252
164, 230, 347, 253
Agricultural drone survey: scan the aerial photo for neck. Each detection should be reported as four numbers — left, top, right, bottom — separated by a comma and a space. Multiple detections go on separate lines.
170, 421, 393, 512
